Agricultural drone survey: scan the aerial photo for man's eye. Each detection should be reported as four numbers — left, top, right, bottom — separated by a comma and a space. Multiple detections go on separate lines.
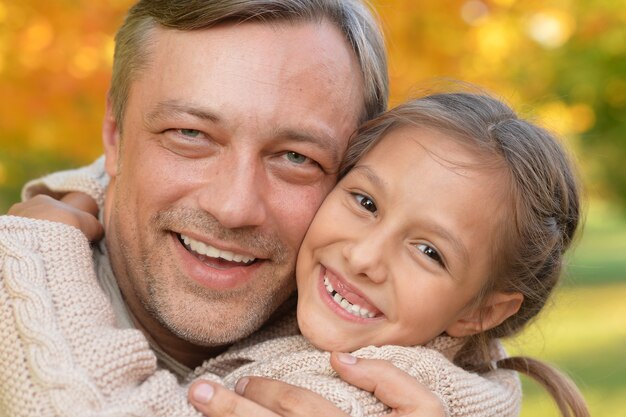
178, 129, 202, 138
285, 151, 309, 164
416, 243, 443, 266
354, 193, 377, 213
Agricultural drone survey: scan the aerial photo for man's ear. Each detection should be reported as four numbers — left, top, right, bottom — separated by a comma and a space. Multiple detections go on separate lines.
445, 291, 524, 338
102, 95, 121, 178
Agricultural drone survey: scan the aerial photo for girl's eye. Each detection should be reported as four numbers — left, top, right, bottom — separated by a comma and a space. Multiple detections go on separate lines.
416, 243, 444, 266
354, 194, 377, 213
285, 151, 309, 164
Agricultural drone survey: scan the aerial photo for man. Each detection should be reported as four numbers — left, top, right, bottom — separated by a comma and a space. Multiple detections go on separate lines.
94, 0, 376, 370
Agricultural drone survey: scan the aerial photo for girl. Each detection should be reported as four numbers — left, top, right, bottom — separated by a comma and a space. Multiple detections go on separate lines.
4, 91, 588, 417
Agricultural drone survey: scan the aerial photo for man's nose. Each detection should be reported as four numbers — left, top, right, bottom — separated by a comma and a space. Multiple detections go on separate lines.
342, 232, 388, 284
197, 156, 268, 229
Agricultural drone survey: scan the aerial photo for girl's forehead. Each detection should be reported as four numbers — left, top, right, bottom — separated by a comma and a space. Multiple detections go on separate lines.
363, 125, 481, 167
356, 126, 505, 195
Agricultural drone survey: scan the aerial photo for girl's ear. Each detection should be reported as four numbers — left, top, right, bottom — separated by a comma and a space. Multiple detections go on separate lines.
102, 95, 121, 178
445, 292, 524, 337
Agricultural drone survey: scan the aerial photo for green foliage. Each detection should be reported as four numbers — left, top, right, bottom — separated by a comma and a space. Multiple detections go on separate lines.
546, 2, 626, 208
506, 283, 626, 417
567, 201, 626, 285
0, 144, 84, 213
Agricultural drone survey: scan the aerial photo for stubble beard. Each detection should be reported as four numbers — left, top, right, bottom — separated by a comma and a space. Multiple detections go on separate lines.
123, 206, 297, 347
141, 260, 295, 346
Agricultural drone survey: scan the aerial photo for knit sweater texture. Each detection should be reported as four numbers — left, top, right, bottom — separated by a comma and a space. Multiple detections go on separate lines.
0, 158, 521, 417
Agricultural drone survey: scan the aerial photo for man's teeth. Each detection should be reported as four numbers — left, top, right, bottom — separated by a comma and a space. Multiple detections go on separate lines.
180, 234, 255, 264
324, 276, 376, 318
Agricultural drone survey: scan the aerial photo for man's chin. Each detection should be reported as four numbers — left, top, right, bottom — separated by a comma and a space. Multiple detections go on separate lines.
153, 301, 273, 347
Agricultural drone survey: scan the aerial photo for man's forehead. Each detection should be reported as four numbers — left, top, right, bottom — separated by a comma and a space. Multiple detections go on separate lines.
150, 19, 363, 82
132, 21, 363, 152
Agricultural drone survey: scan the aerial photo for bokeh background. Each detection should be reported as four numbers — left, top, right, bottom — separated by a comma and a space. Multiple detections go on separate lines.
1, 0, 625, 415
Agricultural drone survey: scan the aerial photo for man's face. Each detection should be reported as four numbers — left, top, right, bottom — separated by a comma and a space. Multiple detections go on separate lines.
102, 20, 364, 353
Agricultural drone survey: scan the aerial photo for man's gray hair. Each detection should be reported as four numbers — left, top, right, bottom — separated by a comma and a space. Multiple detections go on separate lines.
110, 0, 389, 128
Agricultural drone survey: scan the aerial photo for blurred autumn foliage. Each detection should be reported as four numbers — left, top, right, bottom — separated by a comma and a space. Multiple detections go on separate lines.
1, 0, 625, 211
0, 0, 130, 210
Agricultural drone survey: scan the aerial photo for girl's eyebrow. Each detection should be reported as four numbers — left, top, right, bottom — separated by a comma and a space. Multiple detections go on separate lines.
351, 165, 387, 192
424, 223, 470, 269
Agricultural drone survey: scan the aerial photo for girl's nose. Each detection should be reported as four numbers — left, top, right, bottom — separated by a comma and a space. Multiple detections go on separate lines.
342, 236, 388, 284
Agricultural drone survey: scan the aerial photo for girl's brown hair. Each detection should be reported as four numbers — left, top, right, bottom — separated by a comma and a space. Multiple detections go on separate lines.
340, 91, 589, 417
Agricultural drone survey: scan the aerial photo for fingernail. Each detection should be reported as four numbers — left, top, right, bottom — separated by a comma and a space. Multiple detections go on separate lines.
235, 377, 249, 395
336, 352, 357, 364
191, 382, 214, 404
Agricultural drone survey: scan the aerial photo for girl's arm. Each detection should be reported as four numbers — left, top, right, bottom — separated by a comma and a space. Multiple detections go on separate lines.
187, 374, 447, 417
8, 193, 102, 241
0, 213, 230, 416
186, 338, 518, 417
347, 344, 521, 417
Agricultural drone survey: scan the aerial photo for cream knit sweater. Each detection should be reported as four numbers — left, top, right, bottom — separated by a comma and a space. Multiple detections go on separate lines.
0, 158, 521, 417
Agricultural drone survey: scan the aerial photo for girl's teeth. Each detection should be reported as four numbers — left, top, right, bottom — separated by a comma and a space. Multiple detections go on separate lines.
324, 275, 376, 318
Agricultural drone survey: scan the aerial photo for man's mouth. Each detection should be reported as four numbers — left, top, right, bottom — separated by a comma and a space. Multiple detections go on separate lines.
323, 275, 380, 319
178, 233, 257, 266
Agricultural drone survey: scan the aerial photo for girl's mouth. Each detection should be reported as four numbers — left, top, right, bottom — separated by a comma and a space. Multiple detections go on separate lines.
323, 273, 382, 319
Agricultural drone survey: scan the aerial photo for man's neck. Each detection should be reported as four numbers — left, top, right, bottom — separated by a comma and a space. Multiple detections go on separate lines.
132, 296, 297, 370
132, 315, 230, 369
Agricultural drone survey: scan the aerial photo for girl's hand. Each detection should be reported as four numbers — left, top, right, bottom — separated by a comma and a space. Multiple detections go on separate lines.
188, 378, 351, 417
8, 192, 103, 241
188, 353, 446, 417
330, 352, 447, 417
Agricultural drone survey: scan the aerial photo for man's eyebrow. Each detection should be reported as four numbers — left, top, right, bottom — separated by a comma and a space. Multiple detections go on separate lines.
145, 102, 346, 167
145, 101, 221, 126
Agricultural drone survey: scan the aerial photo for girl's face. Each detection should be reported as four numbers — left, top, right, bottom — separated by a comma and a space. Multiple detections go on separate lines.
296, 126, 513, 352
